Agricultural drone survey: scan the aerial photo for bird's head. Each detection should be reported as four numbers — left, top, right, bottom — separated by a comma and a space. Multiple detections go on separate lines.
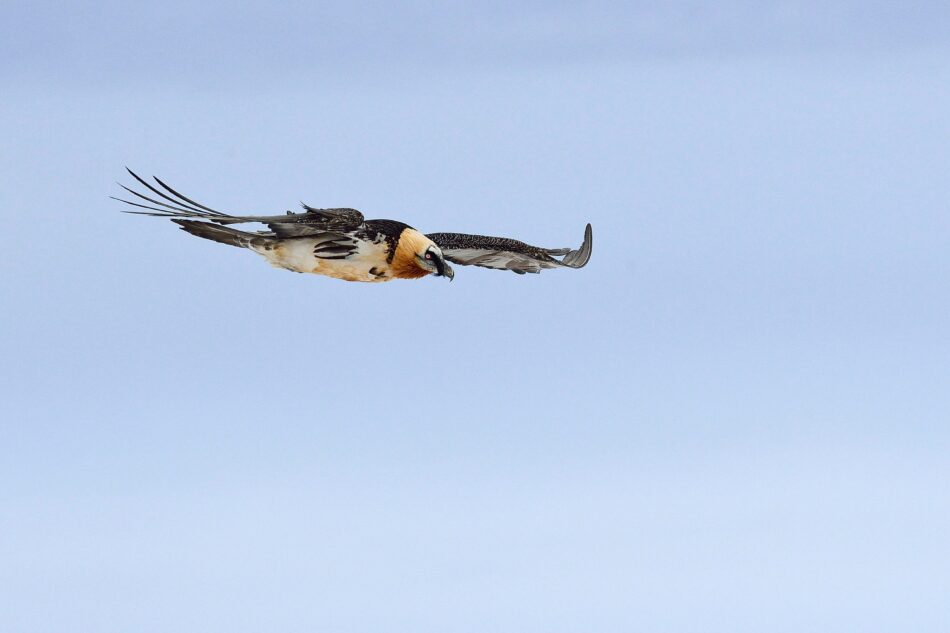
415, 242, 453, 281
394, 228, 454, 281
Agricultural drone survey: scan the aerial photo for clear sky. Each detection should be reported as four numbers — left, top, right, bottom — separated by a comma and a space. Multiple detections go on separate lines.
2, 2, 949, 632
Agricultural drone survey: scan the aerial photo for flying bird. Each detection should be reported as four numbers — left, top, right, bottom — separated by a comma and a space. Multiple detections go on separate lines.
114, 169, 592, 283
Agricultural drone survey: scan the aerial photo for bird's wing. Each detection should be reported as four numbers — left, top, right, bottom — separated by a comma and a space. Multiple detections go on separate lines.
427, 223, 592, 274
113, 168, 365, 237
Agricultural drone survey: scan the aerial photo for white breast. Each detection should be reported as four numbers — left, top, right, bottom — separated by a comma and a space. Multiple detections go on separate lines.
251, 238, 394, 282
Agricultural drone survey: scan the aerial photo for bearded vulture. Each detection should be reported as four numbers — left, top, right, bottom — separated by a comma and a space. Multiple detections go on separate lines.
114, 169, 592, 282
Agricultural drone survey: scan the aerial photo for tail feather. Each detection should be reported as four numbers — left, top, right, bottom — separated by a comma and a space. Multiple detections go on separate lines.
172, 219, 270, 249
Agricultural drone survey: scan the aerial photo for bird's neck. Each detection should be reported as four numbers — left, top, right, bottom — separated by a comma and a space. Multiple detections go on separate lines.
390, 228, 433, 279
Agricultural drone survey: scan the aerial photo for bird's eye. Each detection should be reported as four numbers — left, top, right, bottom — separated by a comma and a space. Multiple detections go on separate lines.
425, 252, 432, 260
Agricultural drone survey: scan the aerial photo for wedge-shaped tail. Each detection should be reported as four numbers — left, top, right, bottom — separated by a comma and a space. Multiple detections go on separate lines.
171, 219, 272, 249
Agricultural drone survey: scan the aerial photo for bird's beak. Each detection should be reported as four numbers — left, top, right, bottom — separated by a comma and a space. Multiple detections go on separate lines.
442, 262, 454, 281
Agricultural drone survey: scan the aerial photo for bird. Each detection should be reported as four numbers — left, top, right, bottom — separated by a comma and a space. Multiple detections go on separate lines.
113, 169, 592, 283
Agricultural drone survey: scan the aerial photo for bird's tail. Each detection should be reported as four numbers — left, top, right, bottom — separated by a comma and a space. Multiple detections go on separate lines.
172, 219, 270, 249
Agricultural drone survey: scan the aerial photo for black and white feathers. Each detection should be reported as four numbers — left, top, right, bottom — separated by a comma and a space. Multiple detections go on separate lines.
427, 225, 593, 275
114, 169, 593, 282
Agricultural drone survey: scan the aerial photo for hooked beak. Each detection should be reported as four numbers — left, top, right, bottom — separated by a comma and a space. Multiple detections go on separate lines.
431, 254, 454, 281
441, 262, 454, 281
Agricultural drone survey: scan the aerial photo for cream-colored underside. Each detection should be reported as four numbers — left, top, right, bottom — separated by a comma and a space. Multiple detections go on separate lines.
251, 238, 395, 282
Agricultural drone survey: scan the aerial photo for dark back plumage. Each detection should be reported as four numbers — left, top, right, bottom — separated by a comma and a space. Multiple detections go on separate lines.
359, 219, 412, 261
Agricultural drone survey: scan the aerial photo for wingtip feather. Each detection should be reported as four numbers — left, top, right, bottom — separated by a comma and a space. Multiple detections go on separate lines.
560, 222, 592, 268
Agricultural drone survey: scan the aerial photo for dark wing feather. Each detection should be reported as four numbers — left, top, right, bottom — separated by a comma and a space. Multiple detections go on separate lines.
427, 223, 592, 274
265, 207, 365, 237
113, 169, 365, 237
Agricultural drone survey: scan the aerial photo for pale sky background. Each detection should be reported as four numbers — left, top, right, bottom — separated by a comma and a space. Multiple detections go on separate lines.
2, 2, 949, 632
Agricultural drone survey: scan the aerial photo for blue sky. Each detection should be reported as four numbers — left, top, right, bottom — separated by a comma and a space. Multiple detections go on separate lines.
1, 2, 949, 631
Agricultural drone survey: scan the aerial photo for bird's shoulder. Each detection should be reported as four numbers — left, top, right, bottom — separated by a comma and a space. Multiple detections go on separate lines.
353, 219, 412, 257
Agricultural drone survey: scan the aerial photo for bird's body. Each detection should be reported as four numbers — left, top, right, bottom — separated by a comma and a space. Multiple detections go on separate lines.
115, 169, 592, 283
262, 235, 394, 282
252, 225, 434, 282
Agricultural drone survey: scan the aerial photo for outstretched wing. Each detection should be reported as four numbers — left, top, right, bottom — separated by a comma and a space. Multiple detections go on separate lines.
112, 168, 365, 237
427, 223, 592, 274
